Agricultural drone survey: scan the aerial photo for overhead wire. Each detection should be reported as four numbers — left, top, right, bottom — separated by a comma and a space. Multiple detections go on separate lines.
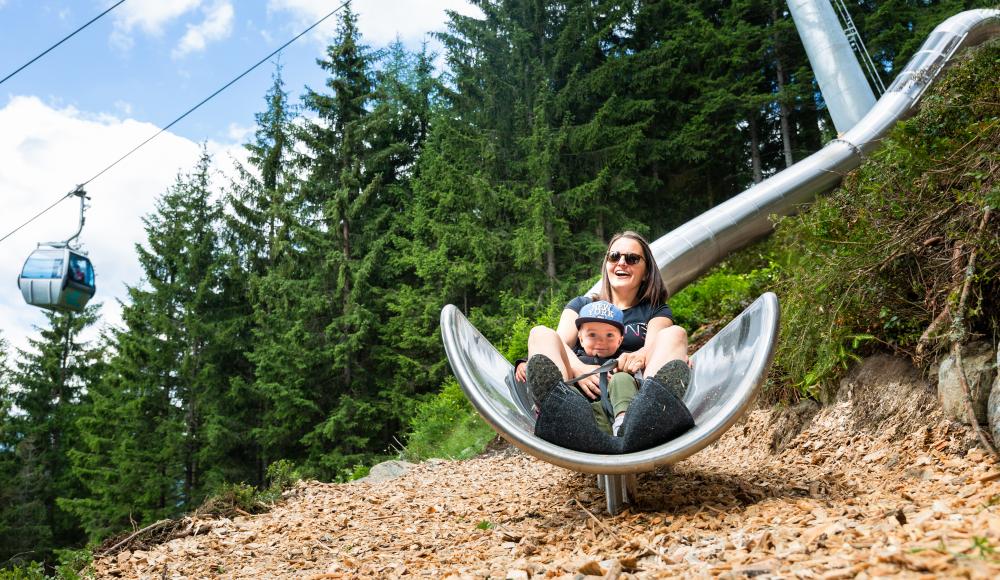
0, 1, 126, 87
0, 191, 77, 245
0, 0, 350, 247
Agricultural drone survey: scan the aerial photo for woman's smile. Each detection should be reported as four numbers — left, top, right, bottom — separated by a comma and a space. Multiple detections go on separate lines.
606, 239, 645, 297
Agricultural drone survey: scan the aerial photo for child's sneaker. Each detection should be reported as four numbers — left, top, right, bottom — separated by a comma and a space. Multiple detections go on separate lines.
612, 413, 625, 436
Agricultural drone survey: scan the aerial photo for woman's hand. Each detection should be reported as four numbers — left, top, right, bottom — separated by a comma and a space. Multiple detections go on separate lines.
616, 349, 647, 375
515, 361, 527, 383
574, 364, 602, 400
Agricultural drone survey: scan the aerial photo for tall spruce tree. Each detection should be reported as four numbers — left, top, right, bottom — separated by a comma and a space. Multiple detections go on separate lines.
1, 308, 102, 563
0, 333, 24, 564
224, 65, 299, 484
66, 151, 230, 538
360, 41, 442, 406
292, 9, 441, 475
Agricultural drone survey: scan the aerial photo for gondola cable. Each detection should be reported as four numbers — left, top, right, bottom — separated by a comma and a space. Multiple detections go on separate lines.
79, 0, 351, 189
0, 0, 350, 247
0, 1, 127, 88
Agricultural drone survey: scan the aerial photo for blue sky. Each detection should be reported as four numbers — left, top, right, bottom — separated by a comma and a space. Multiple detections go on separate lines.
1, 0, 472, 142
0, 0, 479, 357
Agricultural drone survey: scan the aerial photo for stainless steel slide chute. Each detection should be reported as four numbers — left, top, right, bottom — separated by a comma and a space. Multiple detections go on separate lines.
590, 8, 1000, 300
441, 293, 779, 475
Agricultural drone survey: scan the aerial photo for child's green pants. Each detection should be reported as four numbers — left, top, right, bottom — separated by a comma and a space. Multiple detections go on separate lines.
590, 373, 638, 435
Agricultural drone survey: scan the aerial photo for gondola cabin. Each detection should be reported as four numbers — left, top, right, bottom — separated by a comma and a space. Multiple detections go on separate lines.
17, 246, 96, 312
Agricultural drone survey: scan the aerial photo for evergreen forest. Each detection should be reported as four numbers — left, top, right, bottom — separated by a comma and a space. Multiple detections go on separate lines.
1, 0, 993, 570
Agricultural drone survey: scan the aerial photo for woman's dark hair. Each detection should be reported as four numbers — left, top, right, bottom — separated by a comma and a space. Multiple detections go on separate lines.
597, 231, 668, 308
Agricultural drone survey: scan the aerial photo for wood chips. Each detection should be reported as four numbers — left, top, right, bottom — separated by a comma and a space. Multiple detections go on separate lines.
94, 397, 1000, 578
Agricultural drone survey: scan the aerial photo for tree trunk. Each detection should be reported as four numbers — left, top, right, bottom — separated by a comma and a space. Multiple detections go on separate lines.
750, 113, 763, 184
342, 209, 352, 387
545, 218, 556, 281
772, 6, 794, 168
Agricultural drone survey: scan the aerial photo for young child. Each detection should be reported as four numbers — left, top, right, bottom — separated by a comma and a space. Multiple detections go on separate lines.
572, 300, 639, 436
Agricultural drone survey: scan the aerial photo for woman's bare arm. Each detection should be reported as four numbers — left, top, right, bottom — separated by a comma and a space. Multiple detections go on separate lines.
617, 316, 673, 374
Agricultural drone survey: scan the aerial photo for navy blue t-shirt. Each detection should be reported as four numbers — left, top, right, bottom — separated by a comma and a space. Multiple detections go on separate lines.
566, 295, 674, 353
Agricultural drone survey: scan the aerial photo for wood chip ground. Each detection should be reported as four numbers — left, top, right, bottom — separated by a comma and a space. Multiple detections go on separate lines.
94, 399, 1000, 578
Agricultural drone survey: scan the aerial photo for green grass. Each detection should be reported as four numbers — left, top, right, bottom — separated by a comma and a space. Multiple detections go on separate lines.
402, 378, 496, 461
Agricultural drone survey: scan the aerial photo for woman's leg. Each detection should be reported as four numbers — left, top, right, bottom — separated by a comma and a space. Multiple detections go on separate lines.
619, 329, 695, 452
645, 325, 689, 377
527, 325, 573, 380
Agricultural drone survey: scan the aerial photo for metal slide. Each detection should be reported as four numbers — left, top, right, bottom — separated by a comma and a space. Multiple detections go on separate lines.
441, 9, 999, 513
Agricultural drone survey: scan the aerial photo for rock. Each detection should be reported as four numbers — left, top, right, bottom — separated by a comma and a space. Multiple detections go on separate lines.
988, 347, 1000, 445
937, 342, 997, 424
576, 560, 605, 575
355, 460, 416, 483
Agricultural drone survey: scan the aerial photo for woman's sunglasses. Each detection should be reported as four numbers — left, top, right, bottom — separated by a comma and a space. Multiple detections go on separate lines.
606, 250, 643, 265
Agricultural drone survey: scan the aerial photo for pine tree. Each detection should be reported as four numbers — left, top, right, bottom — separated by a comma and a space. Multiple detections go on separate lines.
224, 65, 299, 484
65, 310, 184, 541
292, 8, 441, 476
1, 308, 102, 563
66, 151, 230, 538
0, 332, 24, 564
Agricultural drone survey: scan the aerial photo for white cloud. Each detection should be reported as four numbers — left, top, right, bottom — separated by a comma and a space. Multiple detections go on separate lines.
114, 0, 203, 34
0, 96, 245, 358
268, 0, 482, 47
113, 99, 133, 116
225, 122, 255, 143
111, 0, 202, 50
173, 1, 235, 59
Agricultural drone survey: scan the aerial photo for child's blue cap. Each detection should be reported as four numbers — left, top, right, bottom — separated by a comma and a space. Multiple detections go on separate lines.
576, 300, 625, 333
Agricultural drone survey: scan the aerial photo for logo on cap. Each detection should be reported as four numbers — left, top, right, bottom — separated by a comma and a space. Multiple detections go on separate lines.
576, 300, 625, 333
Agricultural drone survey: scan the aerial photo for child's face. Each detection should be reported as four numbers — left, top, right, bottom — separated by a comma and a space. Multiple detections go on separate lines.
578, 321, 624, 358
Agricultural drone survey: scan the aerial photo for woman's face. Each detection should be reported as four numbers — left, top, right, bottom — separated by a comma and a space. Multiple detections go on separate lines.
605, 237, 646, 300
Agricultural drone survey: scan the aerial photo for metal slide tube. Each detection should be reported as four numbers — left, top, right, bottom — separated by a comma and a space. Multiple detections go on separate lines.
787, 0, 877, 132
587, 9, 999, 300
441, 292, 781, 475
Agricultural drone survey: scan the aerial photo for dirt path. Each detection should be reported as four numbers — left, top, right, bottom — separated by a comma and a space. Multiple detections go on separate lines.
95, 358, 1000, 579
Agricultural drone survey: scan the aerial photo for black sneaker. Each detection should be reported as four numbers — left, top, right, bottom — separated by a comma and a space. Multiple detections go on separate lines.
526, 354, 564, 407
652, 359, 690, 401
618, 361, 694, 453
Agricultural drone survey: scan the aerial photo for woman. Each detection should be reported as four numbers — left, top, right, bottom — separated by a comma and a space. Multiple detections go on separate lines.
517, 231, 694, 454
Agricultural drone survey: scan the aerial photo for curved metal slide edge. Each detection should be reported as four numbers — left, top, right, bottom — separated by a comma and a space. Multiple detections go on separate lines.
441, 9, 999, 474
442, 292, 779, 475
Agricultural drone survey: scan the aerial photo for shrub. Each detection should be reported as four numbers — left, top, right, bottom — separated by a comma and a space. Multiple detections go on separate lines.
771, 39, 999, 397
198, 459, 302, 516
669, 257, 778, 331
0, 563, 46, 580
403, 378, 496, 461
